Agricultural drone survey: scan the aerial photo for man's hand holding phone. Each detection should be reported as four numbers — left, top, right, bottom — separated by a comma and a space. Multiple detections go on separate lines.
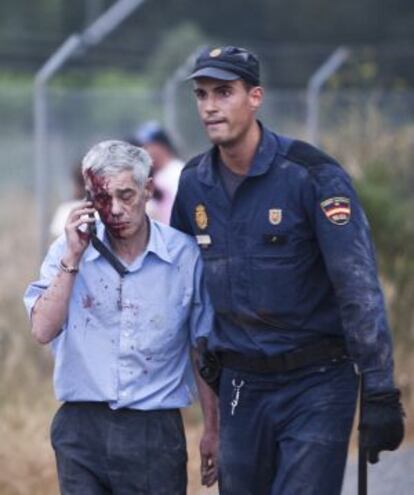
62, 198, 96, 269
85, 191, 97, 236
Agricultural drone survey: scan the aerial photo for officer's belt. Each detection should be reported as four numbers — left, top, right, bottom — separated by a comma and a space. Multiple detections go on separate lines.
219, 338, 348, 373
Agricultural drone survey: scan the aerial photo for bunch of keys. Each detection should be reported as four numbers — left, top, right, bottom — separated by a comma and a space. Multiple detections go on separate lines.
230, 379, 245, 416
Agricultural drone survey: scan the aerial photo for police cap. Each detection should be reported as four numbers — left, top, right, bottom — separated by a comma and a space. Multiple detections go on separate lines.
186, 46, 260, 86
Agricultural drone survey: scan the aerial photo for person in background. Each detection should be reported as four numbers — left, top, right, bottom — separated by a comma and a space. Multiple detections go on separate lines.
171, 45, 404, 495
24, 140, 218, 494
129, 121, 184, 224
50, 162, 86, 238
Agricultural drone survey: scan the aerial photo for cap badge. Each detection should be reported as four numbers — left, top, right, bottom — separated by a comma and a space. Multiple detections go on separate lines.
209, 48, 222, 58
269, 208, 282, 225
195, 204, 208, 230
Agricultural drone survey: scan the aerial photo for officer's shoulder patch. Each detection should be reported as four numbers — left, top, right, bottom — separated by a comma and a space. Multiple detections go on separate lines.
285, 140, 341, 170
320, 196, 351, 225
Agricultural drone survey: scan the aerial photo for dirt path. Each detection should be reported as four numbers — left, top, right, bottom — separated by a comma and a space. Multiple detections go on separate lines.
342, 447, 414, 495
196, 447, 414, 494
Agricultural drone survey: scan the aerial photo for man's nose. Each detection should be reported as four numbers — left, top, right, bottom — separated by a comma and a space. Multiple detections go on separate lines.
111, 198, 123, 215
203, 95, 218, 114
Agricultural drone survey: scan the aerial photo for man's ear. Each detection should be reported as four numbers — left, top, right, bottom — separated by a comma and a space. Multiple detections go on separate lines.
249, 86, 264, 112
144, 177, 154, 201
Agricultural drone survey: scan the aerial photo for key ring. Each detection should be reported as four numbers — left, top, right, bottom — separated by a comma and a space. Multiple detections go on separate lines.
232, 378, 245, 389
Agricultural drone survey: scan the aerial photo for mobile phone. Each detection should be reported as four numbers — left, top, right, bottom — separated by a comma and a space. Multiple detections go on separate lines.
85, 191, 97, 236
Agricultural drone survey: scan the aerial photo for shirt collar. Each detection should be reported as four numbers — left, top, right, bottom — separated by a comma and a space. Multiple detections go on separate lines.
197, 122, 279, 186
83, 218, 173, 266
144, 219, 173, 265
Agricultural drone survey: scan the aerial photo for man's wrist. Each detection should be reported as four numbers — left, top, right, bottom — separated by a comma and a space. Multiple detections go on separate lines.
61, 251, 82, 269
60, 253, 82, 274
203, 417, 219, 434
59, 259, 79, 274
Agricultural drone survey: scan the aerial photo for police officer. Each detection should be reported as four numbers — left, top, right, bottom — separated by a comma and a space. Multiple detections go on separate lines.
171, 46, 404, 495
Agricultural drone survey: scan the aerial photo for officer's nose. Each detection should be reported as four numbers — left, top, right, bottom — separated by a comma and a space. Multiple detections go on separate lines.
203, 95, 218, 115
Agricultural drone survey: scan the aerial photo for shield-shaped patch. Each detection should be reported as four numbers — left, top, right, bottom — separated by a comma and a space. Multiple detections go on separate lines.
195, 204, 208, 230
269, 209, 282, 225
320, 197, 351, 225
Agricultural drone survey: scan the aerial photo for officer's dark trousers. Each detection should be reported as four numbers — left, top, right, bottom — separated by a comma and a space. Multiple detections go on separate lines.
218, 360, 358, 495
51, 402, 187, 495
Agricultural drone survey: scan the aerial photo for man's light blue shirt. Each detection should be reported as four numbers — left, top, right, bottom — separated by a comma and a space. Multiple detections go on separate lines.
24, 219, 213, 410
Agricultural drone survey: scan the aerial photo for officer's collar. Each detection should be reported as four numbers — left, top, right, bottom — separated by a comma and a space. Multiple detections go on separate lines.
197, 122, 279, 186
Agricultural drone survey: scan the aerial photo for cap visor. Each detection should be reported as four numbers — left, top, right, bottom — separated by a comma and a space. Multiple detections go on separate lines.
185, 67, 240, 81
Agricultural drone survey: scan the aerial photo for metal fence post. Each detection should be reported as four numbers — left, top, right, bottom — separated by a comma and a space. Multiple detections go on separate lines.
306, 47, 350, 146
163, 46, 205, 151
34, 0, 147, 260
34, 35, 83, 260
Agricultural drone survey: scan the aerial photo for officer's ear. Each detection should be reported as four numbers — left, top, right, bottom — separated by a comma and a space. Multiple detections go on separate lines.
144, 177, 154, 201
248, 86, 263, 112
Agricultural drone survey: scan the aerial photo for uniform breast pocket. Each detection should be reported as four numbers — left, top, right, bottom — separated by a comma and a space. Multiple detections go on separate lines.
202, 253, 231, 314
249, 252, 300, 321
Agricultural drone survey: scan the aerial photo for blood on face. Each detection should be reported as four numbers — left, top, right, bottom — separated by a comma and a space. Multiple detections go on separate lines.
85, 170, 113, 224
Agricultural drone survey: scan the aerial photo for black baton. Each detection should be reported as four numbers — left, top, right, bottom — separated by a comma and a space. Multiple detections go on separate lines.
358, 374, 367, 495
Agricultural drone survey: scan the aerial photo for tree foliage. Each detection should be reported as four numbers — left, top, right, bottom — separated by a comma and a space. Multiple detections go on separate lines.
356, 157, 414, 345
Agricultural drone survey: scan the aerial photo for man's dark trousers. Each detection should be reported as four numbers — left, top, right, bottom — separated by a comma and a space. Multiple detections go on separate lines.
51, 402, 187, 495
218, 360, 358, 495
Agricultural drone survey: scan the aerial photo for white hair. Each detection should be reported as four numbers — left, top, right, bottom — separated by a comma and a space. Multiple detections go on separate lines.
82, 140, 152, 187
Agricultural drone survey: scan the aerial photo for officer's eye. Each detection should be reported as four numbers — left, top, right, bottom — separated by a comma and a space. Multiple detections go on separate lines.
194, 89, 206, 100
217, 86, 232, 97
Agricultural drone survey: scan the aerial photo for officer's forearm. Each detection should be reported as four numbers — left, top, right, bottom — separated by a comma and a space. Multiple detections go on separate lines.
31, 270, 76, 344
328, 265, 395, 391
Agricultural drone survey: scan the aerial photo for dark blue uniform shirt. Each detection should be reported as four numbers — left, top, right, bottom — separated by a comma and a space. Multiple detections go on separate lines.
171, 124, 394, 393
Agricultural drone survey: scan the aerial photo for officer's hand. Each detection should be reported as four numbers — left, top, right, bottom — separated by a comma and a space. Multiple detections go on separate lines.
63, 201, 96, 264
359, 388, 404, 463
200, 427, 219, 487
